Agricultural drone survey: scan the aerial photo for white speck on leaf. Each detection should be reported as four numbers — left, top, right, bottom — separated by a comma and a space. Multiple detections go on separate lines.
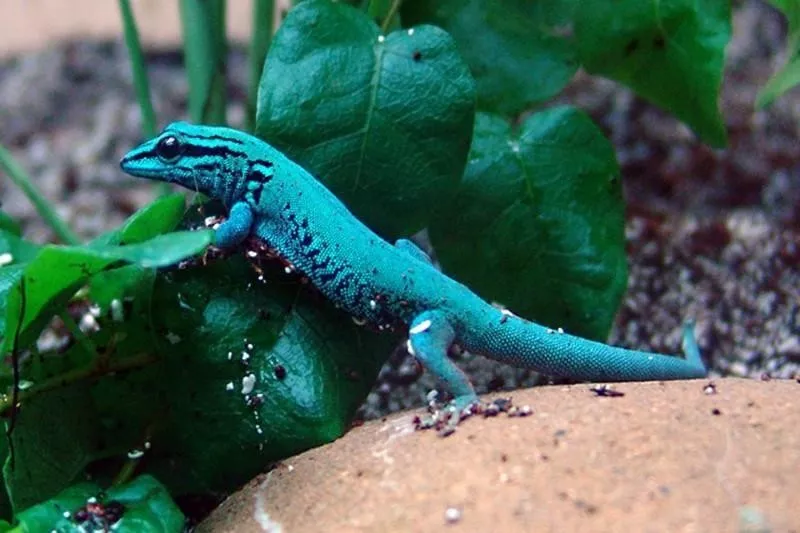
110, 299, 124, 322
242, 374, 256, 395
165, 331, 181, 344
226, 381, 235, 391
378, 35, 385, 43
127, 448, 145, 459
0, 253, 14, 266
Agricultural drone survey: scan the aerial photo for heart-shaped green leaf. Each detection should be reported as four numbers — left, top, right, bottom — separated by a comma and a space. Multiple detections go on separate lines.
574, 0, 730, 147
401, 0, 578, 115
256, 0, 475, 238
429, 108, 627, 340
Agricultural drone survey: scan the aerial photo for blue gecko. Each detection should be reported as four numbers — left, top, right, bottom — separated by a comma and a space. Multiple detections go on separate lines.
120, 122, 707, 424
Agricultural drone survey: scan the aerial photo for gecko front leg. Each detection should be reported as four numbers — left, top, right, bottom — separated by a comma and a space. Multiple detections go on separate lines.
215, 201, 254, 249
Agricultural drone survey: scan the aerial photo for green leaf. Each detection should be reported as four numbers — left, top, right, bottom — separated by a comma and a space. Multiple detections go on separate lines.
0, 231, 41, 338
180, 0, 228, 125
4, 387, 97, 512
92, 194, 187, 248
256, 0, 475, 238
12, 475, 183, 533
401, 0, 578, 115
1, 230, 212, 357
6, 255, 393, 501
429, 108, 627, 340
757, 0, 800, 108
88, 257, 395, 495
574, 0, 730, 147
0, 212, 20, 237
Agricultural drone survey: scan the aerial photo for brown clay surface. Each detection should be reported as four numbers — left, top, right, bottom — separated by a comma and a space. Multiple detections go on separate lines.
200, 379, 798, 533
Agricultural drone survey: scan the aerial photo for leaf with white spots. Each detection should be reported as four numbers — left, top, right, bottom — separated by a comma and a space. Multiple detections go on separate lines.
256, 0, 475, 238
429, 108, 627, 340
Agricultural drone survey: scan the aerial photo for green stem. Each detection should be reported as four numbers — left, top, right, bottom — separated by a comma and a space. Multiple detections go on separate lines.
0, 145, 80, 245
118, 0, 157, 138
0, 352, 158, 418
246, 0, 275, 131
59, 311, 97, 358
380, 0, 402, 33
180, 0, 228, 125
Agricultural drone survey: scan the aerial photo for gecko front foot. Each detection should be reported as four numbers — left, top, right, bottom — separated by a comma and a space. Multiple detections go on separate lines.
413, 393, 532, 437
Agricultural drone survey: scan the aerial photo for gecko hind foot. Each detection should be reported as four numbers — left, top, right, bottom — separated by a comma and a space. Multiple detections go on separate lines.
414, 394, 532, 437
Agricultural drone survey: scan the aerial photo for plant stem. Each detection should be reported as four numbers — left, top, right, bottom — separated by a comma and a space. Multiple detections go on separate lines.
180, 0, 228, 125
58, 311, 97, 358
118, 0, 157, 138
246, 0, 275, 131
380, 0, 403, 33
0, 145, 80, 245
0, 352, 158, 418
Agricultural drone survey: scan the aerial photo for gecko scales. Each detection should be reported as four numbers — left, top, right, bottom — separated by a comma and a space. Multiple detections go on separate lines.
120, 122, 707, 423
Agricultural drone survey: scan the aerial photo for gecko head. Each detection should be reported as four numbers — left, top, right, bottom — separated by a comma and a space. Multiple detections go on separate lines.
120, 122, 196, 186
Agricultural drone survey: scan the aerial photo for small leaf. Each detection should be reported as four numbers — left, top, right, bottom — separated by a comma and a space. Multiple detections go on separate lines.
429, 109, 627, 340
12, 475, 183, 533
401, 0, 578, 115
256, 0, 475, 238
756, 0, 800, 108
574, 0, 730, 147
0, 212, 20, 237
1, 230, 212, 356
91, 194, 187, 248
0, 230, 41, 338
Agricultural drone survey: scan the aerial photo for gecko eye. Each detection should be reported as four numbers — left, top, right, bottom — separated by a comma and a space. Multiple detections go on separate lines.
156, 135, 183, 162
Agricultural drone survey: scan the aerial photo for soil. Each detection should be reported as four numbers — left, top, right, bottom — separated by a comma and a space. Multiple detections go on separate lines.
0, 1, 798, 531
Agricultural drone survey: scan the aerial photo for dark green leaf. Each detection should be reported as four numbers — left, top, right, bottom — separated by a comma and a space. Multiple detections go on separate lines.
757, 0, 800, 108
88, 257, 395, 495
119, 194, 186, 245
4, 387, 97, 512
429, 108, 627, 340
256, 0, 475, 238
12, 475, 183, 533
8, 255, 394, 500
0, 212, 19, 237
401, 0, 578, 115
574, 0, 730, 147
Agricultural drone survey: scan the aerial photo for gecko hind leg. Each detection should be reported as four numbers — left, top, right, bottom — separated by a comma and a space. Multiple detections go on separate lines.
407, 311, 480, 433
394, 238, 434, 265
